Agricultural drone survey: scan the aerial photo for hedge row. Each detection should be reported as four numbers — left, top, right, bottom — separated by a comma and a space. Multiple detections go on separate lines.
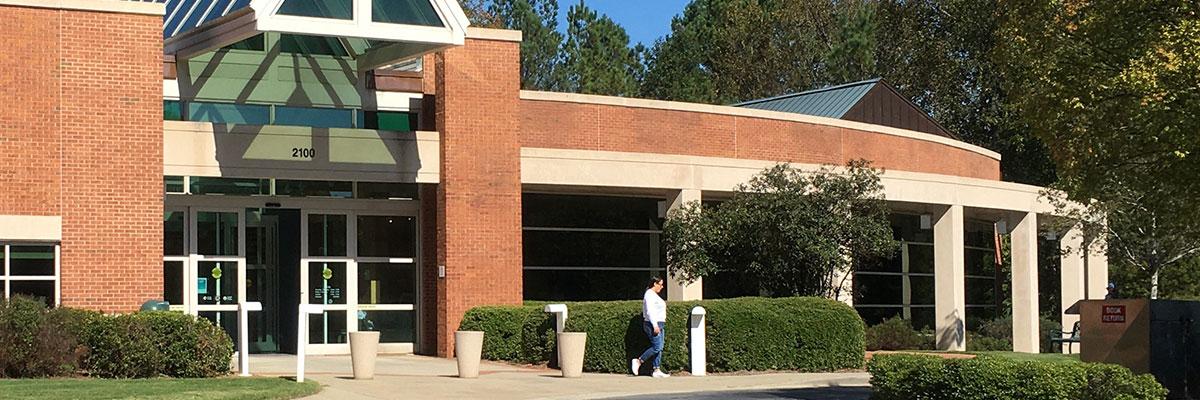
0, 296, 233, 378
459, 296, 865, 373
868, 354, 1167, 400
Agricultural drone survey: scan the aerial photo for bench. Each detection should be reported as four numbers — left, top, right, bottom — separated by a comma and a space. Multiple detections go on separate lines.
1050, 321, 1081, 353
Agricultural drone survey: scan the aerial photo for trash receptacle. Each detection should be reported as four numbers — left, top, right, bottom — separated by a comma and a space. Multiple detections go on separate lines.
140, 300, 169, 311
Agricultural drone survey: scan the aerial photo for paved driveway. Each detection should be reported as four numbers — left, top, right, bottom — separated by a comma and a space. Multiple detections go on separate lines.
601, 387, 873, 400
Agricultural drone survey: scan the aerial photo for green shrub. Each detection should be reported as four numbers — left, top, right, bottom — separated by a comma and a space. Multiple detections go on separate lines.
865, 317, 931, 351
460, 296, 865, 374
968, 315, 1064, 352
867, 354, 1168, 400
0, 296, 97, 378
84, 312, 232, 378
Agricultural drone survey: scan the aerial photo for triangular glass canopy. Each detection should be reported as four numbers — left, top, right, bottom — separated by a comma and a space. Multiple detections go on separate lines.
151, 0, 468, 70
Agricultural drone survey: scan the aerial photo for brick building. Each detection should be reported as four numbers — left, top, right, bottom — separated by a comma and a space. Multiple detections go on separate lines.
0, 0, 1107, 356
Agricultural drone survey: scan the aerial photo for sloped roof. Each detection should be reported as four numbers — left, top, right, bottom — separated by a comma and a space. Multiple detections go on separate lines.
734, 79, 879, 118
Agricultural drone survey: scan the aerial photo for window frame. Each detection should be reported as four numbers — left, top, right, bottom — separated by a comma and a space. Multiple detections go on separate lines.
1, 242, 61, 306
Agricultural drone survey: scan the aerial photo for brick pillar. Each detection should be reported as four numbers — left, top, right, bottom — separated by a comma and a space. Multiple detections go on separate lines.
434, 35, 523, 357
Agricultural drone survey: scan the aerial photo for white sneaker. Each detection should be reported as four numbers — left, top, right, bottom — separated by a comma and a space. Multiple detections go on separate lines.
630, 358, 641, 375
651, 369, 670, 378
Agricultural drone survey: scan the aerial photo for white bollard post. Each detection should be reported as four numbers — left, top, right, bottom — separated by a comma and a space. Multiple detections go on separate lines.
296, 304, 323, 383
690, 306, 706, 376
544, 304, 568, 333
238, 301, 263, 377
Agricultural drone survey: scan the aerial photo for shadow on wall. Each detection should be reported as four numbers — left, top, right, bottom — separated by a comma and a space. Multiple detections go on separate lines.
207, 124, 424, 181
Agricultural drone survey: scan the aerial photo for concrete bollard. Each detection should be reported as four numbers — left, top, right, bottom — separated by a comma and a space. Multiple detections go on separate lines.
690, 306, 706, 376
557, 332, 587, 378
349, 331, 380, 379
455, 330, 485, 378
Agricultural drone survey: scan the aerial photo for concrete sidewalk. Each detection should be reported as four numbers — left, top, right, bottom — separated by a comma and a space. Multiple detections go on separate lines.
249, 354, 870, 400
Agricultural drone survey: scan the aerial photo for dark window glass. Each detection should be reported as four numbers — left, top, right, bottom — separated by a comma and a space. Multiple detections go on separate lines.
309, 262, 346, 305
524, 269, 662, 301
523, 194, 663, 230
278, 0, 353, 19
909, 308, 936, 331
279, 34, 349, 56
524, 230, 662, 268
187, 102, 270, 125
309, 311, 347, 344
358, 310, 414, 343
198, 261, 238, 305
966, 277, 999, 306
190, 177, 269, 196
357, 216, 416, 257
275, 106, 354, 129
165, 176, 185, 193
907, 244, 934, 273
910, 276, 935, 305
221, 34, 265, 51
364, 111, 417, 131
702, 267, 760, 299
356, 182, 419, 199
199, 311, 239, 344
164, 100, 183, 121
372, 0, 442, 26
358, 263, 415, 304
164, 211, 186, 256
10, 281, 55, 306
9, 246, 54, 276
854, 306, 902, 327
278, 180, 353, 198
196, 212, 238, 256
853, 274, 903, 305
308, 214, 347, 256
164, 260, 184, 305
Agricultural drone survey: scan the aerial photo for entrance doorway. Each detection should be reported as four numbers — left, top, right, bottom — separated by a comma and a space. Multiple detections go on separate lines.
164, 196, 420, 355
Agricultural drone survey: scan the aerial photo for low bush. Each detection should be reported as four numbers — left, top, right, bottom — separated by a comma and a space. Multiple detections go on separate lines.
84, 311, 233, 378
868, 353, 1167, 400
460, 296, 865, 373
865, 317, 931, 351
0, 296, 98, 378
967, 315, 1066, 352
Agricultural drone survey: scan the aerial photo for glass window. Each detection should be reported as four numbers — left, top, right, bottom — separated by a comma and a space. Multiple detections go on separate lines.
358, 310, 414, 343
164, 211, 186, 256
364, 111, 417, 132
355, 182, 418, 200
278, 180, 353, 198
165, 176, 185, 193
524, 230, 662, 268
279, 34, 350, 56
197, 261, 238, 305
189, 177, 269, 196
222, 34, 265, 51
524, 269, 657, 301
372, 0, 443, 26
164, 100, 183, 121
308, 214, 347, 256
358, 263, 415, 304
309, 311, 348, 344
10, 281, 55, 307
9, 246, 55, 276
309, 262, 346, 305
852, 274, 903, 305
277, 0, 353, 19
275, 106, 355, 129
523, 194, 663, 230
163, 260, 184, 306
186, 102, 271, 125
196, 212, 239, 256
357, 216, 415, 258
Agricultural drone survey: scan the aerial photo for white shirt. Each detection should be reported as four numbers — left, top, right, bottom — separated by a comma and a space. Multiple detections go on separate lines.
642, 289, 666, 325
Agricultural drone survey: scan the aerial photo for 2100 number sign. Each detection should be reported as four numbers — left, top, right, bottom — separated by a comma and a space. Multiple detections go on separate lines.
292, 148, 315, 158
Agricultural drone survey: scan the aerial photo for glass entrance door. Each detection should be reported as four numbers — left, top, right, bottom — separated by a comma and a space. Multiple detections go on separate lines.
190, 208, 245, 343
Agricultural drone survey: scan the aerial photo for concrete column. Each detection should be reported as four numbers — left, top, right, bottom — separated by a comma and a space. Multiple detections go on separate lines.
1060, 228, 1086, 354
934, 205, 967, 351
667, 189, 703, 301
1010, 212, 1040, 353
1086, 235, 1110, 301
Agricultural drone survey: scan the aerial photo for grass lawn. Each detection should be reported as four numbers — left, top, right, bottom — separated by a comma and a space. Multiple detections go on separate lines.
0, 377, 320, 400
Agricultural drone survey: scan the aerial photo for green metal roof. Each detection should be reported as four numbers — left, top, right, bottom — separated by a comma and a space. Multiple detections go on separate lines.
734, 78, 880, 118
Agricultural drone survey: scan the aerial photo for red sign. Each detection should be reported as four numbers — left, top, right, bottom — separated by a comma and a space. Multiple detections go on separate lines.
1102, 305, 1126, 323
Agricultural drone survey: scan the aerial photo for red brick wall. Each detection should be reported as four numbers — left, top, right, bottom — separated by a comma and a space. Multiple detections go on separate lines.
419, 183, 438, 355
0, 5, 163, 312
434, 38, 524, 356
520, 100, 1001, 180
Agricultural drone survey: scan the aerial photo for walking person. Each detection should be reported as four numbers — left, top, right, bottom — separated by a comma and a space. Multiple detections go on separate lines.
632, 276, 669, 378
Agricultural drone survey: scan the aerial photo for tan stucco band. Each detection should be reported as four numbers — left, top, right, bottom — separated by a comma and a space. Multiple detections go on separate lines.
520, 90, 1002, 161
0, 0, 165, 15
0, 215, 62, 241
520, 147, 1052, 214
465, 27, 523, 42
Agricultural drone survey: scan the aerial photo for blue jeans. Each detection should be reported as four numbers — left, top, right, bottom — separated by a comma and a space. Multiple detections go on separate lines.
638, 321, 665, 369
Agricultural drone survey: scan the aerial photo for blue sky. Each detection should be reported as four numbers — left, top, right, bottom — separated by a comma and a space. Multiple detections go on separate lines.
554, 0, 691, 46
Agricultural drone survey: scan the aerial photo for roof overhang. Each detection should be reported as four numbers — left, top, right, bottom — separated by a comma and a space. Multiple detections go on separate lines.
164, 0, 468, 72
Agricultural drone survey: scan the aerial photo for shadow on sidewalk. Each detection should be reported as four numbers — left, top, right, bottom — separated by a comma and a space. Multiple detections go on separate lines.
599, 386, 872, 400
